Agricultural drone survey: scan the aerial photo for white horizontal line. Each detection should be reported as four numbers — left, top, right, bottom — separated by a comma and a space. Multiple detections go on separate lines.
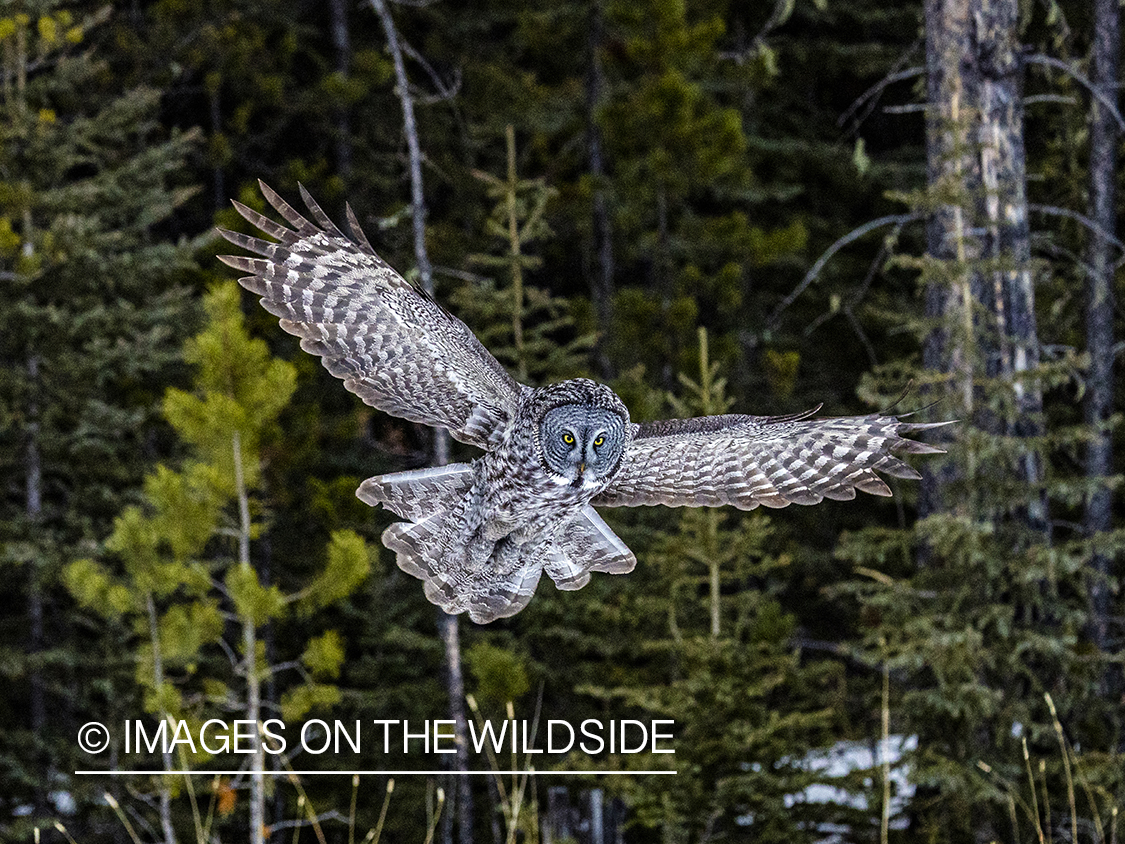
76, 770, 676, 777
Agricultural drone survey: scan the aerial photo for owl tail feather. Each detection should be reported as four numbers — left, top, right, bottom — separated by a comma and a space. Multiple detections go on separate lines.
360, 466, 636, 623
357, 463, 475, 521
381, 514, 544, 624
358, 463, 493, 617
386, 511, 635, 625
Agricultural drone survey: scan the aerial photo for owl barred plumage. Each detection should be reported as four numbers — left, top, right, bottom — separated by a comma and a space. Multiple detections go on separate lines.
218, 183, 948, 624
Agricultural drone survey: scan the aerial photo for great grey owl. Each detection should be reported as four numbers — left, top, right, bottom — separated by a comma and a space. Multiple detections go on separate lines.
218, 183, 945, 624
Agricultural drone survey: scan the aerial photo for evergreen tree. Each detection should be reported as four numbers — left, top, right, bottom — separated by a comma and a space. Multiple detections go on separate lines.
65, 284, 371, 843
0, 1, 195, 826
454, 124, 594, 386
580, 330, 847, 843
830, 1, 1124, 839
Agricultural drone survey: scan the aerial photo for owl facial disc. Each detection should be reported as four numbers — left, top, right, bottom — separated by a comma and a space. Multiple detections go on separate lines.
540, 404, 626, 489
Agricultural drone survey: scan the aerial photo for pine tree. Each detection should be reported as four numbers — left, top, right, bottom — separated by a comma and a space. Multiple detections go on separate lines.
828, 1, 1124, 838
571, 330, 846, 843
0, 1, 196, 825
454, 124, 594, 386
65, 284, 371, 843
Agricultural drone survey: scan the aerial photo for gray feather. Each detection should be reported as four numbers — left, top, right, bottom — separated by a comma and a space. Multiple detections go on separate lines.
217, 183, 521, 450
595, 412, 948, 510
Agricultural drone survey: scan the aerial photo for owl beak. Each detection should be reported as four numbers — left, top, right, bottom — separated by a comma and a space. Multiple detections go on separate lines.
578, 462, 586, 474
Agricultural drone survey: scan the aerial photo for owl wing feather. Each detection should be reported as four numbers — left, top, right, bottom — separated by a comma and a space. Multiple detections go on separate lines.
594, 409, 947, 510
217, 182, 522, 450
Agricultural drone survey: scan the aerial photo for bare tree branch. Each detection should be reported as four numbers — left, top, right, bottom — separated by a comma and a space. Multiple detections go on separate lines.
1026, 53, 1125, 133
767, 213, 923, 332
267, 811, 350, 832
718, 0, 793, 64
1023, 94, 1078, 106
805, 221, 906, 368
435, 265, 492, 285
838, 64, 924, 133
401, 39, 461, 101
1028, 203, 1125, 267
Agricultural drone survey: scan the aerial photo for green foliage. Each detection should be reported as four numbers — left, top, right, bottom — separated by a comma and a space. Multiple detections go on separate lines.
302, 630, 346, 680
831, 76, 1125, 838
62, 557, 135, 619
466, 642, 531, 712
164, 284, 297, 491
225, 563, 286, 627
298, 529, 374, 615
61, 283, 370, 836
455, 126, 594, 385
281, 683, 342, 723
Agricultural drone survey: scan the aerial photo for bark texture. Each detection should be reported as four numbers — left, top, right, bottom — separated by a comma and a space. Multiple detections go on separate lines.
921, 0, 1045, 531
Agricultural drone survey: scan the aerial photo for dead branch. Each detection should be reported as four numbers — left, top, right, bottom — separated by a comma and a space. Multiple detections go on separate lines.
1028, 203, 1125, 267
805, 220, 905, 369
1026, 53, 1125, 133
767, 213, 923, 332
719, 0, 794, 64
838, 64, 924, 133
401, 38, 461, 101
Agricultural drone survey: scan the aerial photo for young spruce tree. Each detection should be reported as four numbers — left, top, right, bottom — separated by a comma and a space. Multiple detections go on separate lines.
832, 3, 1124, 836
66, 284, 371, 844
576, 330, 847, 843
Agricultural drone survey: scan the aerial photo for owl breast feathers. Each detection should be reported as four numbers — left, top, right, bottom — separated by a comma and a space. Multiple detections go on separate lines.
219, 183, 949, 624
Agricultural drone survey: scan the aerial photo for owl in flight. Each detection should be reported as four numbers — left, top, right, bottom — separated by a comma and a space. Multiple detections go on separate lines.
218, 183, 945, 624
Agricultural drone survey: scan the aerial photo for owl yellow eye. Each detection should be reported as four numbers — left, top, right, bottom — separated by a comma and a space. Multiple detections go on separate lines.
562, 432, 575, 445
593, 436, 605, 447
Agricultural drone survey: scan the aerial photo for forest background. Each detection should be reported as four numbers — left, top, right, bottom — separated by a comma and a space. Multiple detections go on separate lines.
1, 0, 1122, 842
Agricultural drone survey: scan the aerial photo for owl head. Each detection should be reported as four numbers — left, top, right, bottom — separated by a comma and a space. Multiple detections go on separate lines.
532, 379, 629, 490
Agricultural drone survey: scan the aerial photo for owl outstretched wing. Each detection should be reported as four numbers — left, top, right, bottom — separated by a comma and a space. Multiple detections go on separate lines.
217, 182, 522, 450
593, 409, 947, 510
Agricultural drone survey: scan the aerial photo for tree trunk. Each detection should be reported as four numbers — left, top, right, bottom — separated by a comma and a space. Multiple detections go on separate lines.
26, 352, 46, 738
146, 593, 179, 844
504, 125, 528, 383
23, 195, 47, 813
370, 4, 470, 842
437, 609, 473, 844
920, 0, 981, 518
328, 0, 353, 177
233, 431, 266, 844
209, 87, 225, 210
261, 531, 286, 835
974, 0, 1047, 535
586, 0, 615, 378
542, 787, 623, 844
920, 0, 1045, 533
25, 351, 48, 815
1083, 0, 1118, 658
